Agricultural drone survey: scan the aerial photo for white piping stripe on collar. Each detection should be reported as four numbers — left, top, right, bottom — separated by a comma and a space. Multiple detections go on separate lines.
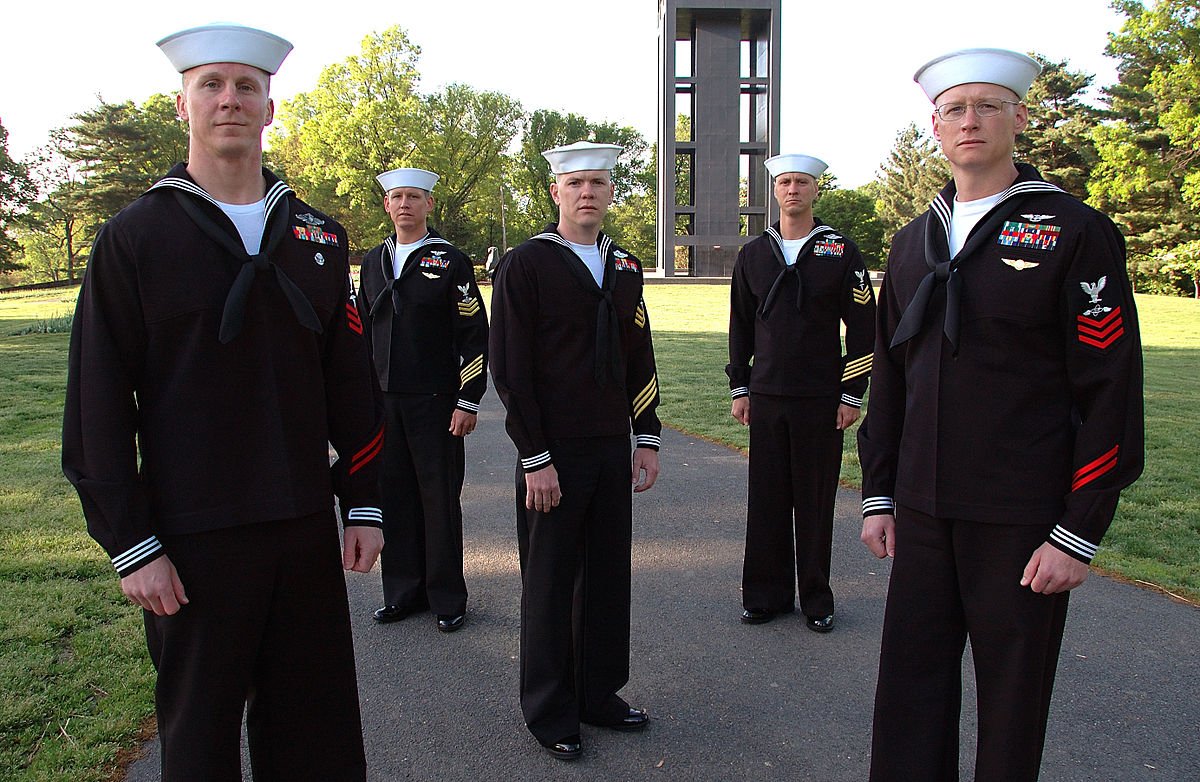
383, 234, 451, 272
150, 176, 295, 219
930, 180, 1063, 238
766, 224, 834, 256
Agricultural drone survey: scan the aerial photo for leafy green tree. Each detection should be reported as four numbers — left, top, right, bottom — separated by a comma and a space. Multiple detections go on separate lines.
606, 144, 657, 263
0, 119, 36, 273
816, 186, 886, 269
1016, 54, 1100, 198
62, 94, 187, 230
270, 26, 424, 250
873, 123, 950, 253
22, 131, 86, 282
1089, 0, 1200, 292
1158, 238, 1200, 298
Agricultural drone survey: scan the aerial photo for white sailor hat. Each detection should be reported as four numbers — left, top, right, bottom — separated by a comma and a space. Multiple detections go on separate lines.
542, 141, 623, 175
764, 154, 828, 180
914, 48, 1041, 103
157, 23, 293, 75
376, 168, 439, 193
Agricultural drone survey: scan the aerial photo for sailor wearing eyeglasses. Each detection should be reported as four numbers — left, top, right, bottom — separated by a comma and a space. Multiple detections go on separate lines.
857, 48, 1144, 782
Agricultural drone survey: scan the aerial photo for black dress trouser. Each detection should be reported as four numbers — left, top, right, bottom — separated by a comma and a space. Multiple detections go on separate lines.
146, 512, 367, 782
516, 436, 635, 743
869, 506, 1071, 782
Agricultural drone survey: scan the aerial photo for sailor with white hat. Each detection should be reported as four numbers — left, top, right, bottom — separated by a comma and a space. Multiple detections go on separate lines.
858, 47, 1143, 782
358, 163, 488, 635
728, 150, 875, 636
489, 139, 661, 760
64, 22, 384, 781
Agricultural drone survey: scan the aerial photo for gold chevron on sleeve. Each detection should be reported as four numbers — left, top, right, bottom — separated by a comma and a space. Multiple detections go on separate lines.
459, 355, 484, 387
632, 374, 659, 418
842, 354, 873, 381
853, 287, 873, 305
634, 301, 647, 329
458, 299, 481, 317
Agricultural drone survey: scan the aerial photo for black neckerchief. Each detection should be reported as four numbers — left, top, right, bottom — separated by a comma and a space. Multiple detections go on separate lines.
531, 224, 624, 388
366, 231, 451, 319
147, 165, 321, 344
760, 220, 834, 320
890, 163, 1063, 353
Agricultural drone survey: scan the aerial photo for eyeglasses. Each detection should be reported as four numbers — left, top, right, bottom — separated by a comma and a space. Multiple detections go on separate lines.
934, 99, 1021, 121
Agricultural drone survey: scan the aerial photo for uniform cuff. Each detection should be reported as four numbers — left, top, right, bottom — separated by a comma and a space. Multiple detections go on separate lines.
346, 506, 383, 527
730, 387, 749, 399
521, 451, 553, 473
456, 399, 480, 414
112, 536, 165, 577
862, 496, 895, 517
841, 394, 863, 408
1048, 525, 1098, 563
635, 434, 661, 451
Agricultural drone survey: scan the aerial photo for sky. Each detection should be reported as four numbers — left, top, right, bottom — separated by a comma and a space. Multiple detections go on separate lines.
2, 0, 1128, 188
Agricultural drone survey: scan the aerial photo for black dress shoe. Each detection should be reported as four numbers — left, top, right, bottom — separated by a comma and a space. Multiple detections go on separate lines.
741, 608, 775, 624
436, 613, 465, 633
373, 604, 421, 623
584, 707, 649, 731
806, 614, 835, 633
538, 734, 582, 761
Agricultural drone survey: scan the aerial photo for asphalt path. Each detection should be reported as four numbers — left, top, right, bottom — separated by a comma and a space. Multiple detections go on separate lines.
125, 391, 1199, 781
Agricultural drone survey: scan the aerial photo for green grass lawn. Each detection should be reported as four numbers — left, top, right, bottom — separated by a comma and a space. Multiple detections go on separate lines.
1, 284, 1196, 781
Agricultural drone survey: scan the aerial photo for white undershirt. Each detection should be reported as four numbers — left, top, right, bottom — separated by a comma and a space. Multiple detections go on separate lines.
567, 240, 605, 285
779, 237, 806, 266
949, 192, 1004, 258
215, 197, 267, 256
392, 235, 429, 279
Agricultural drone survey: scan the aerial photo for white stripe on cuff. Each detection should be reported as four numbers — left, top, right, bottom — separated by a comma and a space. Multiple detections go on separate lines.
841, 394, 863, 408
636, 434, 661, 449
862, 496, 895, 515
1050, 525, 1098, 560
111, 536, 162, 572
456, 400, 480, 413
730, 387, 750, 399
348, 507, 383, 524
522, 451, 552, 471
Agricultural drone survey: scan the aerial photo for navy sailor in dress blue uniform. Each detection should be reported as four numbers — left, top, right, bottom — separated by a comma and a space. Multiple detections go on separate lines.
489, 141, 662, 761
62, 24, 384, 782
856, 48, 1144, 782
357, 167, 488, 633
727, 153, 875, 633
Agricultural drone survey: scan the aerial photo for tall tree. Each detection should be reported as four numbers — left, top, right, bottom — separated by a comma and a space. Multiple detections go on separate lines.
816, 186, 886, 269
21, 130, 86, 282
872, 123, 950, 253
0, 119, 36, 273
1016, 54, 1100, 198
1089, 0, 1200, 291
270, 26, 424, 250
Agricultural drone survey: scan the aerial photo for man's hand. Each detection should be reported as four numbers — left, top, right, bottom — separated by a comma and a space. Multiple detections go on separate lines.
525, 465, 562, 512
835, 403, 860, 430
343, 526, 384, 573
1021, 542, 1089, 594
449, 409, 477, 437
121, 556, 188, 616
632, 447, 660, 493
861, 514, 896, 559
731, 397, 750, 426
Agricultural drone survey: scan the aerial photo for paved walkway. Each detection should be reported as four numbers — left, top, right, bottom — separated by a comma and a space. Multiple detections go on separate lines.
125, 392, 1199, 781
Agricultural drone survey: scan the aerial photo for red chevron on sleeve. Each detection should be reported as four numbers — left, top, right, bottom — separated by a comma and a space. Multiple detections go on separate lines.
1077, 307, 1123, 349
1071, 444, 1119, 491
348, 425, 384, 475
346, 302, 363, 335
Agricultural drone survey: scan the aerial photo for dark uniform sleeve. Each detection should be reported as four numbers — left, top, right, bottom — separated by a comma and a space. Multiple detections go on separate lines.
838, 245, 876, 408
725, 246, 755, 399
450, 254, 488, 413
62, 222, 163, 577
626, 293, 662, 450
355, 247, 380, 359
324, 224, 384, 529
1051, 217, 1144, 562
856, 248, 905, 519
489, 250, 554, 473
